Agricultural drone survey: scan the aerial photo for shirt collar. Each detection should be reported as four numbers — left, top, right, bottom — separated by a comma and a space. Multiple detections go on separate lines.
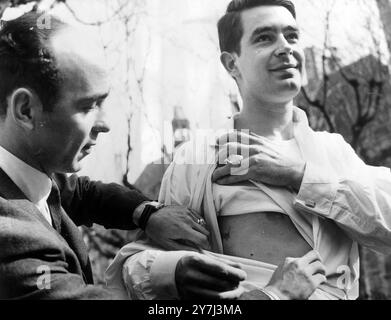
0, 145, 52, 204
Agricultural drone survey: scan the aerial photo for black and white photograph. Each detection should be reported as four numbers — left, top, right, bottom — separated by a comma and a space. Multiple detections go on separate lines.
1, 0, 391, 306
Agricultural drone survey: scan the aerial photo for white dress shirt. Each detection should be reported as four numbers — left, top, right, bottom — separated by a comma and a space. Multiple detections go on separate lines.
106, 107, 391, 300
0, 145, 53, 226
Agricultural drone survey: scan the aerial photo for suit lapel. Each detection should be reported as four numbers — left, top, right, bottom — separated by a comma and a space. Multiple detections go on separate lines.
0, 168, 53, 228
51, 178, 93, 283
0, 168, 93, 283
0, 167, 27, 200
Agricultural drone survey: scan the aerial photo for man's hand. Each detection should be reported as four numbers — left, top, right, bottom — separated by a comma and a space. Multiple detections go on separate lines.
238, 290, 271, 300
265, 250, 327, 300
175, 254, 247, 300
145, 206, 211, 252
212, 132, 306, 192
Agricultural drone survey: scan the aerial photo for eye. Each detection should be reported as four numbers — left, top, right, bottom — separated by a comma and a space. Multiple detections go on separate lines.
255, 34, 274, 43
82, 101, 100, 113
286, 32, 300, 43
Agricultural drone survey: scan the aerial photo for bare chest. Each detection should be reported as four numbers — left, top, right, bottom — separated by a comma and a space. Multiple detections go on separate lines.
218, 212, 312, 266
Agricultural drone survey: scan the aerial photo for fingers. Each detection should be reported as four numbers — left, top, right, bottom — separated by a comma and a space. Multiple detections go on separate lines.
308, 260, 327, 276
216, 143, 278, 167
212, 164, 232, 182
187, 208, 203, 220
186, 210, 210, 236
176, 255, 246, 300
212, 157, 251, 183
175, 228, 211, 251
213, 153, 278, 184
147, 206, 212, 251
179, 214, 210, 250
190, 221, 210, 237
239, 289, 272, 300
300, 250, 323, 264
213, 256, 243, 270
184, 269, 242, 292
192, 255, 247, 282
216, 143, 258, 163
187, 215, 209, 235
312, 274, 327, 286
219, 286, 245, 300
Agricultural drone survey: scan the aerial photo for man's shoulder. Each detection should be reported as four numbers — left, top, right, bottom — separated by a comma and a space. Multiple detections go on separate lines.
0, 199, 64, 257
0, 197, 49, 233
173, 141, 212, 166
311, 130, 346, 145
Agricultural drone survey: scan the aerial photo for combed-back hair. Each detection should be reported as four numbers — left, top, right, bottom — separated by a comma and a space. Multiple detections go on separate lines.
217, 0, 296, 55
0, 11, 67, 116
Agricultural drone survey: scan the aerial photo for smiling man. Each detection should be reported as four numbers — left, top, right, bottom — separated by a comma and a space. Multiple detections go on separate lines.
0, 11, 210, 299
107, 0, 391, 300
214, 0, 310, 269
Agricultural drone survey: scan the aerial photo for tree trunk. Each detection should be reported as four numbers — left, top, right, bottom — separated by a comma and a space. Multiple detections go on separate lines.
377, 0, 391, 61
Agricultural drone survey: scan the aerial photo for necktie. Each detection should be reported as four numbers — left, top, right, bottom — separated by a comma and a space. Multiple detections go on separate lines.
46, 177, 94, 283
47, 180, 63, 232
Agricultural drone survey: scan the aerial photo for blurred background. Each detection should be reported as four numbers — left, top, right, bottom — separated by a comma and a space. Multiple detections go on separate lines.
1, 0, 391, 299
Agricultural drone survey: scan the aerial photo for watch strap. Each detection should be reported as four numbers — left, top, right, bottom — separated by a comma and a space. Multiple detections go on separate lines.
138, 202, 164, 230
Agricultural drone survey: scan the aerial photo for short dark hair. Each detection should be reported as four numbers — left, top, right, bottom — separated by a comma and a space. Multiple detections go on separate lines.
217, 0, 296, 55
0, 11, 67, 116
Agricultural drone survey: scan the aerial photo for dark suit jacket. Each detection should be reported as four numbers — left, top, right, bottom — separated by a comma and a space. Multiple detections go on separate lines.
0, 169, 149, 299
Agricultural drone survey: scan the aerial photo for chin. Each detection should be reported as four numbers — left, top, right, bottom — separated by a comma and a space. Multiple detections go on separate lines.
277, 82, 301, 98
62, 162, 83, 174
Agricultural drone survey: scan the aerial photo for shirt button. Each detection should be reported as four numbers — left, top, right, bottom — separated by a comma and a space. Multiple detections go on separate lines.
305, 200, 316, 208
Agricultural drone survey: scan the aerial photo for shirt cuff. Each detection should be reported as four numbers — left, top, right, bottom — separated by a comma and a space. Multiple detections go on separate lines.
150, 250, 196, 299
294, 162, 339, 219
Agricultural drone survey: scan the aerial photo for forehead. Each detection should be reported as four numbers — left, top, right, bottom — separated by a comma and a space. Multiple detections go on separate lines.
50, 26, 110, 100
241, 5, 298, 37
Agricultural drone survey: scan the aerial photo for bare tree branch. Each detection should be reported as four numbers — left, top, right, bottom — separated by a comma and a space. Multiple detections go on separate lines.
62, 0, 130, 26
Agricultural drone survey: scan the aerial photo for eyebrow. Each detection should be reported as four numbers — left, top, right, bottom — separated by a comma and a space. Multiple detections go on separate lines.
77, 92, 109, 105
249, 25, 300, 43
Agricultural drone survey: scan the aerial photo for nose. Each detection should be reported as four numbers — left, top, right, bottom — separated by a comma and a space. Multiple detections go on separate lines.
92, 120, 110, 134
274, 35, 293, 57
92, 109, 110, 135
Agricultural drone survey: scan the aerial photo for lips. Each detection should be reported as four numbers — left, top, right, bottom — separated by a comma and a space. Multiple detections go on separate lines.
269, 63, 299, 72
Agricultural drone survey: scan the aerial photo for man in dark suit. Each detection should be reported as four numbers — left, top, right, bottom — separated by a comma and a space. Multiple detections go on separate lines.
0, 12, 209, 299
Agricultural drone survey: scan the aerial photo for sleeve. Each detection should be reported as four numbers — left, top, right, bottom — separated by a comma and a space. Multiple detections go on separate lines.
294, 134, 391, 254
122, 250, 197, 300
158, 143, 199, 206
120, 143, 201, 299
0, 215, 121, 300
53, 173, 150, 230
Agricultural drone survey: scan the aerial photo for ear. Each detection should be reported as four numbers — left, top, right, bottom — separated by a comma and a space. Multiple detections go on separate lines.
220, 51, 241, 81
9, 88, 42, 131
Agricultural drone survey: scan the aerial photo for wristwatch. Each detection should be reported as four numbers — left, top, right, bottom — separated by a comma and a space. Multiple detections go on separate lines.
138, 201, 165, 231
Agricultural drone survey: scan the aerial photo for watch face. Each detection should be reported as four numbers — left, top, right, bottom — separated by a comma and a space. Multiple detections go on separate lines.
147, 202, 164, 210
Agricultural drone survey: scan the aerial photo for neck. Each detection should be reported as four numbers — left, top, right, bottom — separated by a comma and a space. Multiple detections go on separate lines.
0, 129, 51, 176
236, 97, 295, 140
